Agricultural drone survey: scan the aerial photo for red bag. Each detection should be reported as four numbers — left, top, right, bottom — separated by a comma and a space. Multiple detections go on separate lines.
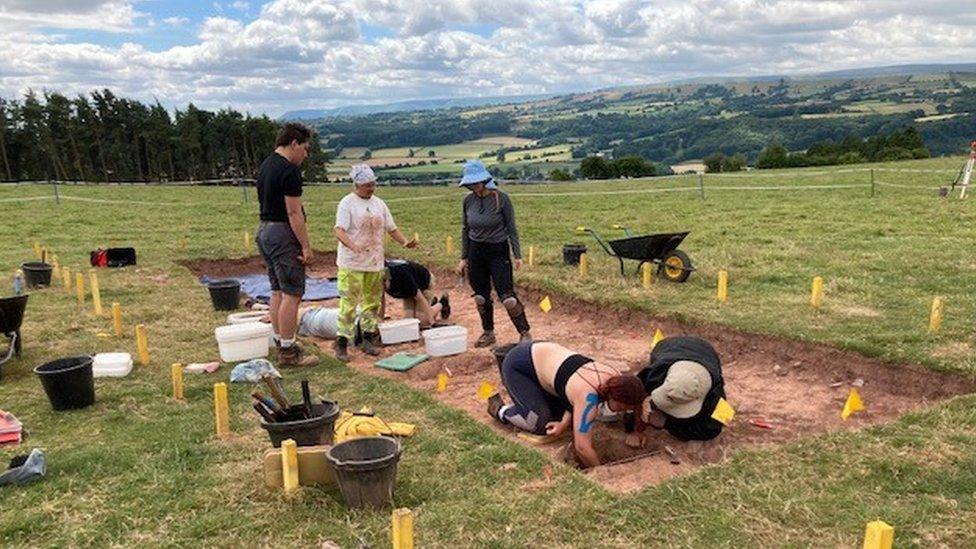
90, 249, 108, 267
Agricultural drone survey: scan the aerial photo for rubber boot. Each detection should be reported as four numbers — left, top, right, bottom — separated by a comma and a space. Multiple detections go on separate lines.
334, 336, 349, 362
359, 332, 381, 356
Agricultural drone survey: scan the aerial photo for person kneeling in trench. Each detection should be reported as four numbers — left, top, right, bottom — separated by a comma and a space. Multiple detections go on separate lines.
382, 259, 450, 328
487, 341, 646, 468
632, 335, 726, 445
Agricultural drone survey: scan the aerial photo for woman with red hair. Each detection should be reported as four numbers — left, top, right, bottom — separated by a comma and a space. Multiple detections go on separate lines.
488, 341, 646, 468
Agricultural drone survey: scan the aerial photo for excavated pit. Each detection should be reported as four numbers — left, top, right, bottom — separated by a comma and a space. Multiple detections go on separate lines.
183, 252, 976, 493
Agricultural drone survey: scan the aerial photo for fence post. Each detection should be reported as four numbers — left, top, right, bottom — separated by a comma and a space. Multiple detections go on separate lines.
870, 169, 875, 197
53, 182, 60, 205
698, 173, 706, 201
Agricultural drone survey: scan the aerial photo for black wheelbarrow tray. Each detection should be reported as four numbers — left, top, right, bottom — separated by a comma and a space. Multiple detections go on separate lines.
0, 294, 28, 379
576, 225, 694, 282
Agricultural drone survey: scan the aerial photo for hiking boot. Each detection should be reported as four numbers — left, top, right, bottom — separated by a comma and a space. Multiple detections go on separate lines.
334, 336, 349, 362
475, 330, 496, 348
439, 294, 451, 319
487, 393, 508, 423
279, 343, 320, 368
359, 332, 381, 356
518, 331, 533, 345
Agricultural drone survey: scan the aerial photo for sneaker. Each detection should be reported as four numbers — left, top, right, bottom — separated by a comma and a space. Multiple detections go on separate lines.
487, 393, 508, 423
439, 294, 451, 319
359, 332, 381, 356
279, 344, 320, 368
334, 336, 349, 362
475, 330, 496, 348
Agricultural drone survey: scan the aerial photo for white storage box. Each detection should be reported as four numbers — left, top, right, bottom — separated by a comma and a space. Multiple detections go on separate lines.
215, 322, 272, 362
92, 352, 133, 378
227, 311, 268, 325
379, 318, 421, 345
421, 325, 468, 357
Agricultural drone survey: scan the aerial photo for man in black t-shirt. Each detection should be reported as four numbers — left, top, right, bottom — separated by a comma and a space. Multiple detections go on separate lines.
255, 122, 318, 367
383, 259, 450, 328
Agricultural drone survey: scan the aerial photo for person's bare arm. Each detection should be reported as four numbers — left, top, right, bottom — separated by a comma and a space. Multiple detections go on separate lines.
285, 196, 312, 263
545, 410, 572, 436
334, 227, 361, 253
389, 228, 417, 248
572, 400, 601, 468
414, 289, 436, 326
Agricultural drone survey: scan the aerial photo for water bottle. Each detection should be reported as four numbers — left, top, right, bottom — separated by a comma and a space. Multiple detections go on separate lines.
13, 269, 24, 295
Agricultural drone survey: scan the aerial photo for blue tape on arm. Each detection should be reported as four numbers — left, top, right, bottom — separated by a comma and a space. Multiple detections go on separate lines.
578, 393, 600, 434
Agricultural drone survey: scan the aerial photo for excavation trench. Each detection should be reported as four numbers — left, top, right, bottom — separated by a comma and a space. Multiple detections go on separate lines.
184, 252, 976, 493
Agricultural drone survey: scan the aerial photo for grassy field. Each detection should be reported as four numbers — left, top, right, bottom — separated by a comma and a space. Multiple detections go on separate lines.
1, 156, 975, 546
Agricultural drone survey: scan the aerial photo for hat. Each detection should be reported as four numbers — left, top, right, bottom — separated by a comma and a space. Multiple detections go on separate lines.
350, 164, 376, 185
458, 160, 497, 189
650, 360, 712, 419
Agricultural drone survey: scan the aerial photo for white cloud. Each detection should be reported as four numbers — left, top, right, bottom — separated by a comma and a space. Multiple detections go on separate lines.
1, 0, 975, 116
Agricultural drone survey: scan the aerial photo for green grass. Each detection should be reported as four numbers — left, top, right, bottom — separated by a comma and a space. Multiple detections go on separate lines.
1, 155, 975, 546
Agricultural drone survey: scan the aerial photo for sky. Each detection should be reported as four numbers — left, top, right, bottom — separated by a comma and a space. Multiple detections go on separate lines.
0, 0, 974, 117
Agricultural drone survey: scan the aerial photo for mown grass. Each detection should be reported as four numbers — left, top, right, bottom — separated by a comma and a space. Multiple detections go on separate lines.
0, 156, 974, 547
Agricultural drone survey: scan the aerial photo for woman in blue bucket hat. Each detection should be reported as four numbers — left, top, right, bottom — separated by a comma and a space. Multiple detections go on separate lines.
456, 160, 531, 346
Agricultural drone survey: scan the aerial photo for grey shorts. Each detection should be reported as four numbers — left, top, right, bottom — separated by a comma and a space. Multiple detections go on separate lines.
256, 221, 305, 297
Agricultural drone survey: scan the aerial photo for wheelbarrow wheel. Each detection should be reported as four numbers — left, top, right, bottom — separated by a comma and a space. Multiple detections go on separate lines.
659, 250, 692, 283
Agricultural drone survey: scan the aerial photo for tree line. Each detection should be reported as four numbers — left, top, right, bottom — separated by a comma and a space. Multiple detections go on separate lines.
0, 89, 330, 182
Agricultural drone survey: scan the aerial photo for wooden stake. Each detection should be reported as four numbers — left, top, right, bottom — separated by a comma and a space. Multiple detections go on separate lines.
445, 236, 453, 255
51, 255, 60, 281
89, 270, 103, 315
928, 297, 944, 333
717, 269, 728, 302
62, 266, 72, 292
641, 262, 652, 289
171, 363, 185, 400
244, 230, 251, 252
135, 324, 150, 366
214, 382, 231, 439
863, 520, 894, 549
112, 302, 123, 337
281, 439, 299, 493
392, 508, 415, 549
75, 272, 85, 305
579, 253, 588, 278
528, 245, 535, 267
33, 242, 42, 259
810, 276, 824, 309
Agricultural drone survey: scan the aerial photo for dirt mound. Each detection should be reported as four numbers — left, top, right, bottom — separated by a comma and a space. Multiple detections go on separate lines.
186, 251, 976, 493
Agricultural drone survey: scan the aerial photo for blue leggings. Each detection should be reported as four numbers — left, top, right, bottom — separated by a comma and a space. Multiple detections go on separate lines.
500, 342, 570, 435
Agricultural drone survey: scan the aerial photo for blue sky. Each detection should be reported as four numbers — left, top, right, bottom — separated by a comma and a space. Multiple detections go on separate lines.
0, 0, 973, 116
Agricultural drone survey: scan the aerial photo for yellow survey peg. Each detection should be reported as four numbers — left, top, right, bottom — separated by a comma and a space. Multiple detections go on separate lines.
445, 236, 453, 255
171, 363, 184, 401
281, 439, 299, 493
717, 269, 729, 302
112, 302, 123, 337
574, 225, 589, 234
650, 328, 665, 351
75, 273, 86, 305
62, 266, 72, 292
476, 381, 495, 401
135, 324, 150, 366
810, 276, 824, 309
928, 297, 944, 333
243, 230, 251, 252
578, 253, 588, 278
436, 371, 448, 393
641, 263, 653, 289
214, 382, 231, 439
863, 520, 894, 549
89, 271, 103, 316
527, 245, 535, 267
392, 508, 415, 549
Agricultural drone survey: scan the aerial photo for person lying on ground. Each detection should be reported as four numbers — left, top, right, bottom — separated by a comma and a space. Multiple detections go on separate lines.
333, 164, 417, 361
260, 306, 338, 339
634, 335, 726, 444
382, 258, 450, 328
488, 341, 646, 468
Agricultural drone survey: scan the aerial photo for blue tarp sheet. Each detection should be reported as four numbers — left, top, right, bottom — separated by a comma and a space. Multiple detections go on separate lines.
200, 274, 339, 302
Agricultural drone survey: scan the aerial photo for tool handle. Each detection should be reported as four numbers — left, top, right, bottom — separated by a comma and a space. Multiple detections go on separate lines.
301, 379, 312, 418
262, 376, 290, 409
251, 391, 281, 413
252, 402, 276, 423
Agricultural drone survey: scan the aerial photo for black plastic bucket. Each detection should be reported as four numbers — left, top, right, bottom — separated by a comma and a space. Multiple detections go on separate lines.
21, 262, 53, 288
260, 400, 340, 448
33, 356, 96, 411
326, 436, 402, 509
207, 279, 241, 311
562, 243, 587, 266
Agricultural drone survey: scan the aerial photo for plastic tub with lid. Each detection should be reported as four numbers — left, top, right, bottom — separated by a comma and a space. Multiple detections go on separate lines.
378, 319, 421, 345
92, 352, 133, 378
421, 325, 468, 357
215, 322, 272, 362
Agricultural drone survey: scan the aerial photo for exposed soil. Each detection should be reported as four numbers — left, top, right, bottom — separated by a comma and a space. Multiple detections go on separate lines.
184, 251, 976, 493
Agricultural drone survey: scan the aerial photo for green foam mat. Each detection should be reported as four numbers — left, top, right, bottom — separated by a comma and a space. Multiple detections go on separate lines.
375, 352, 429, 372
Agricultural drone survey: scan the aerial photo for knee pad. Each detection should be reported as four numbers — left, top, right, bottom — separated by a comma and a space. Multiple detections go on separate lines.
473, 294, 487, 306
501, 294, 524, 316
474, 294, 491, 314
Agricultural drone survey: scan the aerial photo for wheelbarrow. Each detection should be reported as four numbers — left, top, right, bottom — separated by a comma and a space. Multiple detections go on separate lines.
576, 225, 694, 282
0, 294, 28, 379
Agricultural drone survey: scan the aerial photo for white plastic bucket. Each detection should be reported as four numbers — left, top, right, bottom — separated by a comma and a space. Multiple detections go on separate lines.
421, 325, 468, 357
378, 318, 421, 345
215, 323, 272, 362
92, 352, 133, 378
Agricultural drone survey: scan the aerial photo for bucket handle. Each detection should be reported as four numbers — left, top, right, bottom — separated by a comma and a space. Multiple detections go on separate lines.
330, 436, 402, 468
